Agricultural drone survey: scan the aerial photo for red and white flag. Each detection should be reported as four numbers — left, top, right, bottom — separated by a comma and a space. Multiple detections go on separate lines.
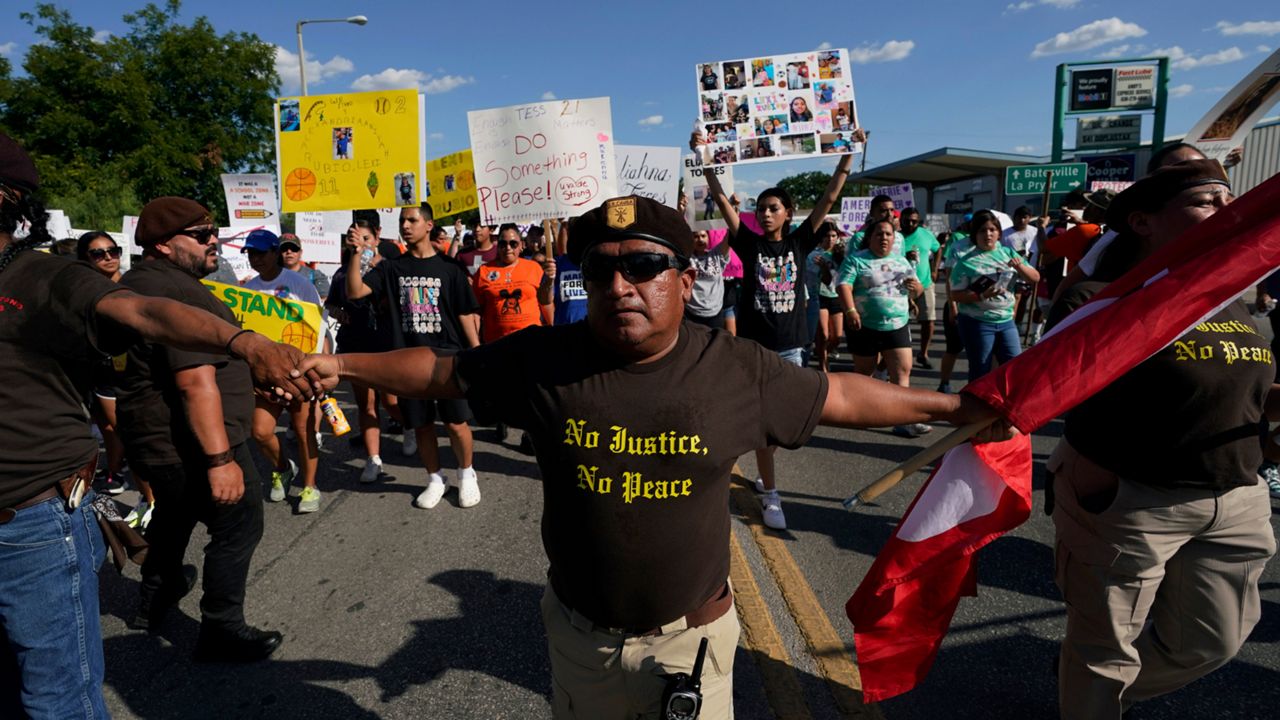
847, 171, 1280, 703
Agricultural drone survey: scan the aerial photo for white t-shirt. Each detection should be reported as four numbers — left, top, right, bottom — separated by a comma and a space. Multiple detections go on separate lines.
1078, 229, 1119, 277
244, 268, 326, 351
1001, 226, 1038, 256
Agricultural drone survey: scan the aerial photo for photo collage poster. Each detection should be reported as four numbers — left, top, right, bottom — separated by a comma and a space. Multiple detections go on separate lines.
695, 49, 861, 166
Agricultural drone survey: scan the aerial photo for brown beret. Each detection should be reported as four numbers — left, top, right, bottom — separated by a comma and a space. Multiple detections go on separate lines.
0, 133, 40, 193
136, 197, 214, 246
1106, 159, 1230, 235
569, 195, 693, 264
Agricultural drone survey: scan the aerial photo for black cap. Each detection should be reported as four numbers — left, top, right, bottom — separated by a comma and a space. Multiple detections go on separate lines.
0, 133, 39, 193
1106, 159, 1230, 235
569, 195, 693, 264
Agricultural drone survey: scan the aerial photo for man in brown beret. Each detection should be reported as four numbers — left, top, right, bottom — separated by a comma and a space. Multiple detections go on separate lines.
297, 195, 1001, 719
0, 136, 311, 717
115, 196, 292, 662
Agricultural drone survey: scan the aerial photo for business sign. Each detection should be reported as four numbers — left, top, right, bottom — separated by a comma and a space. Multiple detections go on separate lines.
615, 145, 681, 209
275, 88, 424, 213
1090, 180, 1134, 192
1004, 162, 1088, 195
694, 48, 861, 166
1113, 65, 1155, 109
1076, 114, 1142, 149
221, 173, 279, 227
1069, 69, 1113, 112
424, 149, 478, 219
1080, 153, 1137, 184
467, 96, 617, 224
1185, 47, 1280, 163
682, 153, 734, 230
202, 280, 324, 353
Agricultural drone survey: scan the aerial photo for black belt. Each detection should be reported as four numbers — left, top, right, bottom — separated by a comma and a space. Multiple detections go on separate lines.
0, 454, 97, 525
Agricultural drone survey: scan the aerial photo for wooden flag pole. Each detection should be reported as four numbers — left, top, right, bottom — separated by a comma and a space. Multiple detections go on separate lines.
842, 419, 994, 511
1024, 170, 1053, 340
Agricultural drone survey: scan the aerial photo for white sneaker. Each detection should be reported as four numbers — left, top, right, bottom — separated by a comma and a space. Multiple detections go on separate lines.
457, 467, 481, 508
761, 490, 787, 530
124, 501, 150, 529
752, 477, 767, 493
402, 431, 418, 457
414, 474, 448, 509
360, 455, 383, 483
314, 432, 324, 450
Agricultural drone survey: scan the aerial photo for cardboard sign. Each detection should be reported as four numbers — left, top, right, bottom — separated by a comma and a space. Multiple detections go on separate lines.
221, 173, 279, 227
275, 89, 423, 212
694, 48, 860, 166
294, 211, 352, 264
839, 197, 872, 233
424, 149, 478, 219
615, 145, 681, 209
202, 280, 324, 353
467, 97, 617, 224
1185, 47, 1280, 163
682, 153, 734, 230
870, 183, 914, 209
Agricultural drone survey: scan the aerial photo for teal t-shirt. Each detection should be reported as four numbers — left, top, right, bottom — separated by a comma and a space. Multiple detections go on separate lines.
949, 244, 1019, 323
805, 248, 839, 299
836, 249, 914, 331
850, 229, 905, 256
942, 232, 972, 271
902, 228, 940, 288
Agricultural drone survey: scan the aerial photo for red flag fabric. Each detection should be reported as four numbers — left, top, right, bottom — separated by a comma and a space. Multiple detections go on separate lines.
847, 171, 1280, 703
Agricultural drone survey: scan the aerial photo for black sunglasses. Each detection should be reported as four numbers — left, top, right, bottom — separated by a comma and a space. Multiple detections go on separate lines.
496, 240, 522, 249
581, 252, 686, 284
175, 227, 217, 245
87, 246, 123, 260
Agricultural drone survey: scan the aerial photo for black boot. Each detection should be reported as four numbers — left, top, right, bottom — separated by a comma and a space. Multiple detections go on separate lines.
130, 565, 198, 632
193, 623, 284, 663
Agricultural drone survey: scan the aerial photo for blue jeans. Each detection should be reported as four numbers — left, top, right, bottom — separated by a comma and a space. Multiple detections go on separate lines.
0, 494, 108, 719
777, 347, 805, 367
956, 314, 1021, 381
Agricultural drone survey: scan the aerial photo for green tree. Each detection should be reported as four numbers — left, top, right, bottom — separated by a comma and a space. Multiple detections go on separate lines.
775, 170, 870, 212
0, 1, 278, 229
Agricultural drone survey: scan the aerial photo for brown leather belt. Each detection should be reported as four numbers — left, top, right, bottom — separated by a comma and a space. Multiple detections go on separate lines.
569, 582, 734, 637
0, 455, 98, 525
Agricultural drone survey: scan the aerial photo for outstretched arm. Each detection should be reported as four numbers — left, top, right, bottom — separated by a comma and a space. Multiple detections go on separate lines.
298, 348, 464, 400
821, 372, 999, 429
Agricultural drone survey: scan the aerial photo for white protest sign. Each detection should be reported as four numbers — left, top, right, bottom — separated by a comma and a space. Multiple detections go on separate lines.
615, 145, 681, 209
682, 153, 734, 230
120, 215, 140, 271
374, 208, 400, 239
468, 97, 617, 224
45, 210, 73, 240
839, 197, 872, 232
294, 211, 351, 264
220, 173, 279, 228
1185, 47, 1280, 163
924, 213, 951, 236
869, 183, 915, 209
215, 226, 267, 282
694, 48, 861, 166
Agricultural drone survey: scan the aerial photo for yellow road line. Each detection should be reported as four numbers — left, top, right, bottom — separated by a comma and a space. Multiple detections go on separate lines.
731, 467, 884, 719
730, 529, 813, 720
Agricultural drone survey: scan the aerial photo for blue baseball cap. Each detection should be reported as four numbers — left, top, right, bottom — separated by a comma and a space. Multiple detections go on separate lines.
242, 228, 280, 253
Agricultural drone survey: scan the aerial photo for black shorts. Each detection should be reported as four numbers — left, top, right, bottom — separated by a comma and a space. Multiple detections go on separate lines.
400, 398, 471, 428
848, 325, 912, 357
721, 279, 741, 313
943, 300, 964, 355
817, 295, 840, 312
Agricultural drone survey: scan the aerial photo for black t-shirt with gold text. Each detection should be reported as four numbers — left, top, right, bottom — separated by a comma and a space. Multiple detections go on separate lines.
457, 321, 829, 629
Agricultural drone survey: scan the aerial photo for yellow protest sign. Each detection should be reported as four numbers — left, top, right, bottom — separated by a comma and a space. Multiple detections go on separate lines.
275, 89, 422, 213
202, 280, 325, 353
424, 149, 478, 219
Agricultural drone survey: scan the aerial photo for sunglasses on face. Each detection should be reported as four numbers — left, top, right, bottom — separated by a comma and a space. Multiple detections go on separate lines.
176, 227, 217, 245
280, 244, 301, 253
581, 252, 686, 284
87, 246, 123, 261
496, 240, 522, 249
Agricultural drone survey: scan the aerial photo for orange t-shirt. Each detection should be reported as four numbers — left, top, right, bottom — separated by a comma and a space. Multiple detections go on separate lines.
1044, 223, 1101, 265
474, 258, 545, 343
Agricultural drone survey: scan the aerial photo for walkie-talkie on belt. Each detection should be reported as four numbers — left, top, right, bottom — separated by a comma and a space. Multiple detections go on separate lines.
662, 637, 708, 720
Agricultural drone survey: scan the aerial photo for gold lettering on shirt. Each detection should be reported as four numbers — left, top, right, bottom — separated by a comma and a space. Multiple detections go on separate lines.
562, 419, 704, 502
609, 426, 710, 456
563, 419, 599, 448
622, 472, 694, 504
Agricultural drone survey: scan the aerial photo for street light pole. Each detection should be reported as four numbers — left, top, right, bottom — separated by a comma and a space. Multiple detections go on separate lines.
294, 15, 369, 96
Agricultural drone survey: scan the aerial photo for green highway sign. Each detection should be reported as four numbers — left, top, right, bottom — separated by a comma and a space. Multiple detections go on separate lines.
1005, 162, 1088, 195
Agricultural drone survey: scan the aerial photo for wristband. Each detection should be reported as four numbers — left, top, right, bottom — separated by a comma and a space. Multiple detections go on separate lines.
206, 449, 235, 469
225, 329, 255, 357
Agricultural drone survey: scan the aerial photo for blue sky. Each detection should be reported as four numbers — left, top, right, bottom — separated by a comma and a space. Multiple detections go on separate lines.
2, 0, 1277, 197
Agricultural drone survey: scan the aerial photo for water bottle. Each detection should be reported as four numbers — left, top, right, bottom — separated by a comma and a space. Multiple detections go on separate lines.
320, 397, 351, 436
360, 248, 374, 275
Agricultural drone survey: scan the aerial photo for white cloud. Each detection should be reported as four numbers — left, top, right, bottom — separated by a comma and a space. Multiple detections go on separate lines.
1259, 45, 1273, 53
1153, 45, 1245, 70
541, 91, 557, 100
638, 115, 664, 126
848, 40, 915, 63
1216, 20, 1280, 36
0, 42, 16, 57
350, 68, 474, 94
1013, 145, 1038, 153
816, 41, 832, 51
1031, 18, 1147, 58
1170, 83, 1195, 98
92, 30, 112, 44
428, 132, 444, 141
1095, 44, 1131, 59
1008, 0, 1080, 11
274, 46, 354, 93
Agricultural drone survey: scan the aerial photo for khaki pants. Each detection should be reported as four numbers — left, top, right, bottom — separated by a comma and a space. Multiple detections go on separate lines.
1049, 440, 1276, 720
540, 584, 738, 720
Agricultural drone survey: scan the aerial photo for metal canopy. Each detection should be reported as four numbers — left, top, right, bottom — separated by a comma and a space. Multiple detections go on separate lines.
849, 147, 1045, 188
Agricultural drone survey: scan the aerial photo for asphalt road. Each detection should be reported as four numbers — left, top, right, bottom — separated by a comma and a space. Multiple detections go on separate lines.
97, 323, 1280, 719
